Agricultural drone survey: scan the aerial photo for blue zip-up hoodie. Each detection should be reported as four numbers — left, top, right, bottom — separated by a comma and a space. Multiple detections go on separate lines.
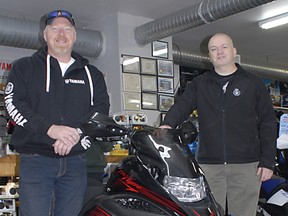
161, 65, 277, 170
4, 47, 110, 157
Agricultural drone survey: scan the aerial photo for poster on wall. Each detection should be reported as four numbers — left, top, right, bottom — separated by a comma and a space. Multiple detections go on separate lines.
0, 60, 12, 94
262, 79, 281, 107
279, 82, 288, 107
279, 114, 288, 136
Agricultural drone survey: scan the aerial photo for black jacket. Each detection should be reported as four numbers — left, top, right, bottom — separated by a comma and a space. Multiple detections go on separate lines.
4, 48, 110, 157
161, 65, 277, 170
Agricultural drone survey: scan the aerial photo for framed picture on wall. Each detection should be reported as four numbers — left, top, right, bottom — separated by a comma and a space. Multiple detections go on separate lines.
141, 75, 157, 92
141, 93, 158, 110
159, 94, 174, 111
123, 73, 141, 92
140, 58, 157, 75
158, 77, 174, 94
122, 55, 140, 73
157, 60, 173, 77
152, 41, 168, 59
123, 92, 141, 110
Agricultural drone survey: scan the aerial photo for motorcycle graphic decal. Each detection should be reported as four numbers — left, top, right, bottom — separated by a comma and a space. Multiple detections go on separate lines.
148, 135, 172, 175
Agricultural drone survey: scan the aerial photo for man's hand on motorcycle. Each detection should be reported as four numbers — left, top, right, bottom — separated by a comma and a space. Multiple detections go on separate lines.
159, 125, 172, 129
154, 125, 172, 139
257, 167, 273, 182
48, 125, 80, 145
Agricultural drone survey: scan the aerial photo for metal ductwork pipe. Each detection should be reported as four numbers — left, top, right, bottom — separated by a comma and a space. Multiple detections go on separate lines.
241, 64, 288, 82
173, 48, 288, 82
73, 29, 103, 57
0, 15, 103, 57
173, 48, 210, 70
135, 0, 274, 46
0, 15, 41, 49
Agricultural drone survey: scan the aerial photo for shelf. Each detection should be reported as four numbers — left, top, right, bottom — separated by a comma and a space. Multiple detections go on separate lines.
274, 106, 288, 111
106, 155, 128, 163
0, 154, 128, 177
0, 155, 19, 177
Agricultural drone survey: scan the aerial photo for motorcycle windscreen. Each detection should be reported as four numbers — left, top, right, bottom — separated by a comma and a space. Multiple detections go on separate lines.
131, 127, 200, 179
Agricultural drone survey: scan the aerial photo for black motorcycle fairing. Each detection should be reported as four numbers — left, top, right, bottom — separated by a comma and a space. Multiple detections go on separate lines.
106, 157, 172, 201
260, 181, 288, 215
78, 113, 222, 216
81, 193, 218, 216
81, 193, 179, 216
82, 177, 214, 216
130, 129, 201, 179
105, 157, 218, 216
80, 112, 129, 138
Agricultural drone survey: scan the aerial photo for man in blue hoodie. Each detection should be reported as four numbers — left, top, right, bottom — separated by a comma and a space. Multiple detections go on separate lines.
4, 10, 109, 216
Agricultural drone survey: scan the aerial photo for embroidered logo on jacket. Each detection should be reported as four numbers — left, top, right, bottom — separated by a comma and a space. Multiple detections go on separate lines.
65, 79, 85, 84
233, 88, 241, 96
81, 136, 91, 150
5, 82, 13, 94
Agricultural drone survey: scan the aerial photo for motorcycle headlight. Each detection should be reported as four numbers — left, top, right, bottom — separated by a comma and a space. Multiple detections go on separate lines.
163, 175, 206, 202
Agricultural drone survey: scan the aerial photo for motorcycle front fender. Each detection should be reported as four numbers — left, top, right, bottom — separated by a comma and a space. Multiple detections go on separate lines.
79, 193, 180, 216
79, 193, 222, 216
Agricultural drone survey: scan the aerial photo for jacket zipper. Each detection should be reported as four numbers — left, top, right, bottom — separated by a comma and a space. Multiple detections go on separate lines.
222, 109, 227, 164
221, 82, 228, 164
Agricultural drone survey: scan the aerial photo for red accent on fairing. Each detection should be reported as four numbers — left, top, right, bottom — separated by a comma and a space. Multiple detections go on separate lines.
192, 209, 201, 216
113, 169, 219, 216
115, 169, 187, 215
88, 206, 111, 216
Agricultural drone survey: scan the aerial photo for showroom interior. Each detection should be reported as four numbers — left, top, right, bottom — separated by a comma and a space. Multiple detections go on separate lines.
0, 0, 288, 215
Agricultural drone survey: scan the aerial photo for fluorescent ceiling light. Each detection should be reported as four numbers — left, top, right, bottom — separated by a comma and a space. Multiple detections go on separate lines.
259, 12, 288, 29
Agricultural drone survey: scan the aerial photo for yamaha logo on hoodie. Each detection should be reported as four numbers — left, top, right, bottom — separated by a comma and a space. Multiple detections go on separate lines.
4, 82, 28, 126
65, 79, 85, 84
5, 82, 13, 94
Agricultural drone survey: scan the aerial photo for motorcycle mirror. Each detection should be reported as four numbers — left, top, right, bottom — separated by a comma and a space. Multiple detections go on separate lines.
81, 112, 129, 138
179, 120, 198, 145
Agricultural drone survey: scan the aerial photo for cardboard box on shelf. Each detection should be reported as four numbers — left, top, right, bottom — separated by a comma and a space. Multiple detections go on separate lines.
0, 155, 19, 177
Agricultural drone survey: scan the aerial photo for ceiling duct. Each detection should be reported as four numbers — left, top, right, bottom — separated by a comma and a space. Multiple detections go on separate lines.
0, 2, 286, 81
0, 15, 103, 57
173, 48, 288, 82
135, 0, 274, 46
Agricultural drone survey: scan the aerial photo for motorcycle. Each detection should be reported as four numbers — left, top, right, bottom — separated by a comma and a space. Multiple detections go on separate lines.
257, 136, 288, 215
79, 112, 223, 216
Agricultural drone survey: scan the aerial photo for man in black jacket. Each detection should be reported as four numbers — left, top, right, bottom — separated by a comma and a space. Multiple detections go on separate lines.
160, 33, 277, 216
4, 10, 109, 216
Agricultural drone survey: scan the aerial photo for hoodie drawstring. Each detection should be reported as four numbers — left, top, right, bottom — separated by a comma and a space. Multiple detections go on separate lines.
85, 65, 94, 106
46, 54, 51, 92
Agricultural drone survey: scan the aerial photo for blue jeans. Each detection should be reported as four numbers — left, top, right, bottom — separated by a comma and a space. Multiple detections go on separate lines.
19, 154, 87, 216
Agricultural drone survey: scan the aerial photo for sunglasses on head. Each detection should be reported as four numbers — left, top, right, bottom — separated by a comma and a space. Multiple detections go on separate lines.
46, 10, 75, 25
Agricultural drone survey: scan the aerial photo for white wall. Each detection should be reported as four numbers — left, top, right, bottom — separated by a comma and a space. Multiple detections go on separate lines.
111, 13, 174, 126
89, 13, 122, 116
0, 46, 35, 61
89, 12, 176, 126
